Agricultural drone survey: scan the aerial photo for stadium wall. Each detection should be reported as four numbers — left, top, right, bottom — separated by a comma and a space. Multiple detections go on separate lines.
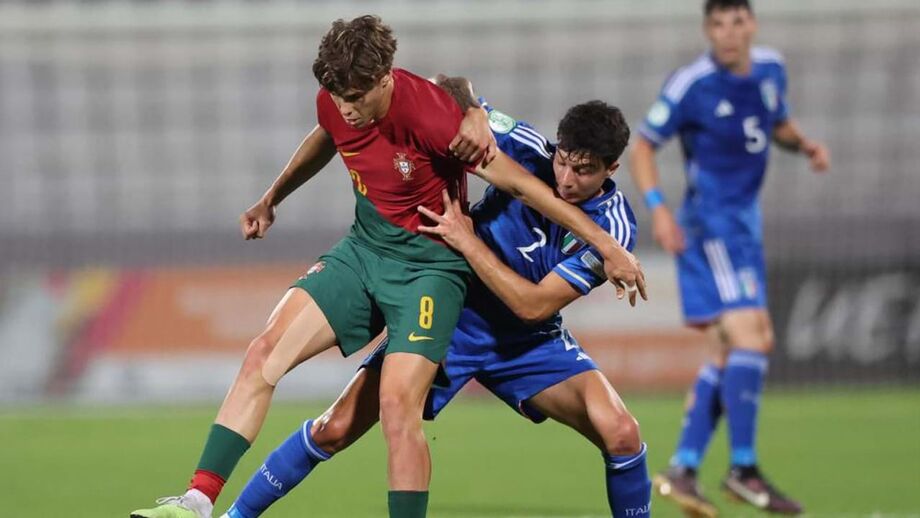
0, 1, 917, 403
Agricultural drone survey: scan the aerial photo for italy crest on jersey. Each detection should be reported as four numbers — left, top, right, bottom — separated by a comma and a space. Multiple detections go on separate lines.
561, 231, 586, 255
393, 152, 415, 181
760, 79, 779, 113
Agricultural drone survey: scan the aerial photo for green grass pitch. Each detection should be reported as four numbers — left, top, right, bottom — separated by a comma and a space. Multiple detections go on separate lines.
1, 389, 918, 517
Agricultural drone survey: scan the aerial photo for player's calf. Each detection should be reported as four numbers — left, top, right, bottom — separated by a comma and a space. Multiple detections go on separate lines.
528, 370, 651, 517
223, 419, 334, 518
379, 353, 438, 517
378, 388, 429, 482
593, 411, 650, 518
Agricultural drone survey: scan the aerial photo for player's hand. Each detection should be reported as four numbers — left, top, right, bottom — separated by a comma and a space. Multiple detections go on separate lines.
601, 246, 647, 307
240, 199, 276, 240
417, 189, 477, 253
451, 108, 498, 167
803, 140, 830, 172
651, 206, 686, 254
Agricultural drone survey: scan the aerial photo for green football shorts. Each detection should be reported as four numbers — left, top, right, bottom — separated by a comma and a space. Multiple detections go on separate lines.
293, 236, 469, 363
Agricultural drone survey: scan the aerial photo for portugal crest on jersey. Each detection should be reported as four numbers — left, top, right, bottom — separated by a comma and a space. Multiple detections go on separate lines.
760, 79, 779, 113
561, 231, 586, 255
393, 152, 415, 181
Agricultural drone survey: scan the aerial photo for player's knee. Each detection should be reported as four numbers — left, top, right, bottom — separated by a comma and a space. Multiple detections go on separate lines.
311, 414, 358, 454
760, 325, 775, 353
601, 413, 642, 456
735, 331, 773, 354
378, 392, 422, 441
239, 334, 274, 381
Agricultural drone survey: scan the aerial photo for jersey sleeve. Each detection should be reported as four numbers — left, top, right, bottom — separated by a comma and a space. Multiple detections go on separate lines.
774, 63, 790, 123
637, 75, 688, 148
482, 100, 554, 180
552, 192, 638, 295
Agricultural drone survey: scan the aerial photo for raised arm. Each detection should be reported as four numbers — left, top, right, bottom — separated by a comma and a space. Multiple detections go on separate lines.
474, 153, 646, 305
240, 125, 338, 239
433, 74, 497, 166
772, 119, 830, 172
419, 191, 583, 323
628, 136, 686, 254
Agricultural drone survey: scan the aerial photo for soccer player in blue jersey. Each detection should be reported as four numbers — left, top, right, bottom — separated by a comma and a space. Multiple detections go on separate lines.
629, 1, 830, 516
219, 76, 651, 518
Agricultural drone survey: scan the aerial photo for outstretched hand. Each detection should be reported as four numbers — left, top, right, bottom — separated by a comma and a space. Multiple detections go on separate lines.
803, 140, 831, 172
417, 190, 477, 253
603, 247, 648, 307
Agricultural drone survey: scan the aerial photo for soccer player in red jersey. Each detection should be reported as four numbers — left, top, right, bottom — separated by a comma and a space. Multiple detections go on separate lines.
131, 15, 645, 518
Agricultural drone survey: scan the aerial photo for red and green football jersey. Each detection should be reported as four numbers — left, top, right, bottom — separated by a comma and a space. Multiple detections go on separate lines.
316, 68, 471, 271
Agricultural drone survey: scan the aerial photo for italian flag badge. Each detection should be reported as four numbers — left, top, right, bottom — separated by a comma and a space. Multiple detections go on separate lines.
561, 232, 586, 255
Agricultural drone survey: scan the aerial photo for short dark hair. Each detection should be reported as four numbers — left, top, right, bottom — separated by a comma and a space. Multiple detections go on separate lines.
556, 101, 630, 168
312, 15, 397, 96
705, 0, 752, 16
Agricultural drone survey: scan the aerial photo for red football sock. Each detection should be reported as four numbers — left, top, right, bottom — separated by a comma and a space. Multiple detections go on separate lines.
188, 469, 226, 504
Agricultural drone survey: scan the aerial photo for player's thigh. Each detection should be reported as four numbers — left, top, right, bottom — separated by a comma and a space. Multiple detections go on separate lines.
364, 332, 478, 422
528, 370, 636, 451
294, 242, 385, 358
377, 269, 467, 364
311, 358, 383, 452
719, 307, 773, 352
255, 287, 338, 384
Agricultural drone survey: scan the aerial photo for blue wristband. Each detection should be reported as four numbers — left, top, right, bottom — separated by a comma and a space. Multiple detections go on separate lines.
644, 188, 665, 210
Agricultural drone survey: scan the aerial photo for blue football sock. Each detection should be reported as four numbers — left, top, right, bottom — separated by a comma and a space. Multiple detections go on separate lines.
226, 419, 332, 518
604, 443, 652, 518
672, 363, 723, 469
722, 350, 768, 467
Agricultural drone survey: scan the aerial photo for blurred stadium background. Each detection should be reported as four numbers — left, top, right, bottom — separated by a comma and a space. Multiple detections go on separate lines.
1, 1, 918, 516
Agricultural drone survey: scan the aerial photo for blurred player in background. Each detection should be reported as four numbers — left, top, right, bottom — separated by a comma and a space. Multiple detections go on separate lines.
629, 0, 830, 515
132, 15, 645, 518
219, 76, 650, 518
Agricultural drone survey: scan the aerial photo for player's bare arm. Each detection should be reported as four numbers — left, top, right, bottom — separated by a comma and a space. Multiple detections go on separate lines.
240, 125, 338, 240
473, 155, 646, 305
419, 190, 582, 322
628, 136, 685, 254
772, 119, 831, 172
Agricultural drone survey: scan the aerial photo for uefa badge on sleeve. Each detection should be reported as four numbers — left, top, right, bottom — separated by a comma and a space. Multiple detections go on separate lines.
760, 80, 779, 113
301, 261, 326, 280
487, 110, 516, 134
646, 100, 670, 127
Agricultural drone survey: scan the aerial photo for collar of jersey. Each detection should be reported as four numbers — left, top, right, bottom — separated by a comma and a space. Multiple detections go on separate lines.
707, 50, 762, 83
577, 178, 619, 212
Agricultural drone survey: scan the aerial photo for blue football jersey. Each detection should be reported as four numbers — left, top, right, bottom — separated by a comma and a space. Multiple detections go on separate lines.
454, 102, 638, 350
638, 47, 789, 223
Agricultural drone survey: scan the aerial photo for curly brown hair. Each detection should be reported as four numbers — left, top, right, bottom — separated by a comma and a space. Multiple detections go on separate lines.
312, 15, 398, 96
